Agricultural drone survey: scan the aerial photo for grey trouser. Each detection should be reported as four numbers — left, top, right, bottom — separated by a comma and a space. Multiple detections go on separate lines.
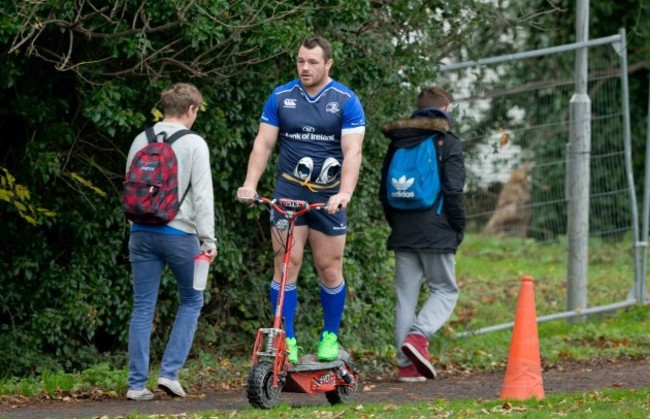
394, 251, 459, 367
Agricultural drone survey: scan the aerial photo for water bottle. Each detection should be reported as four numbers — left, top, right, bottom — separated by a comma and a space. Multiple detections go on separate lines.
193, 254, 211, 291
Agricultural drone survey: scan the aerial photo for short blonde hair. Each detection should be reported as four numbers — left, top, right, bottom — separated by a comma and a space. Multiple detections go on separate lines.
161, 83, 203, 117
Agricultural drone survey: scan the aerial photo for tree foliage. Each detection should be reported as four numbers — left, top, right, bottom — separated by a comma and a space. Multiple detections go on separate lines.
2, 0, 635, 377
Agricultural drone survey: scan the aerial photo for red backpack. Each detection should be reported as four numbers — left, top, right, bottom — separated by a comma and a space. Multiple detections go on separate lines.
122, 127, 193, 225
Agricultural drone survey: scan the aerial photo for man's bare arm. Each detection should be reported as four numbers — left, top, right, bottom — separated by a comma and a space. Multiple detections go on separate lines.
326, 132, 364, 213
237, 123, 279, 200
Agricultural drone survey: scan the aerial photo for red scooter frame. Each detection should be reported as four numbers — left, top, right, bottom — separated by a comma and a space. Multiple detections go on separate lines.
244, 196, 359, 409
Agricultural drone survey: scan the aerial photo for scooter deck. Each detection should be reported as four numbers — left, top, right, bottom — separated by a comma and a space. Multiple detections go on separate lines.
288, 350, 353, 372
289, 358, 344, 372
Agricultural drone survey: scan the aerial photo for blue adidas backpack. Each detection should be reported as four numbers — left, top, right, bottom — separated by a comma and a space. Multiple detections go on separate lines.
386, 136, 443, 211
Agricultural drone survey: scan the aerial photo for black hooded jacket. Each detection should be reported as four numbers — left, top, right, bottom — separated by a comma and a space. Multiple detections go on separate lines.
379, 108, 466, 253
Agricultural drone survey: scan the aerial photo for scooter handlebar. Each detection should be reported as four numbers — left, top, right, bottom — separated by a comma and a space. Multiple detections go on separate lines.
243, 196, 328, 216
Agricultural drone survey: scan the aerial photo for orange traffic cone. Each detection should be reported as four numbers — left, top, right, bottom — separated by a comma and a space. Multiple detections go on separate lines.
500, 275, 545, 400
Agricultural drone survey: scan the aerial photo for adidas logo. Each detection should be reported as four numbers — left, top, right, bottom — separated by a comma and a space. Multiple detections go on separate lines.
391, 175, 414, 190
391, 176, 415, 198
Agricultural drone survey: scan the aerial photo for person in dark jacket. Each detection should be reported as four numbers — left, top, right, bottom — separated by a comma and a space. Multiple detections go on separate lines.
379, 86, 466, 382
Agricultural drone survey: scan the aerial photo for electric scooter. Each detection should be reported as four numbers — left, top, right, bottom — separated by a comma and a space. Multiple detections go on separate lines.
243, 196, 359, 409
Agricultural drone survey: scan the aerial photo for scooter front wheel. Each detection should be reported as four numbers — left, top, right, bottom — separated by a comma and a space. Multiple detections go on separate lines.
326, 382, 358, 405
247, 361, 282, 409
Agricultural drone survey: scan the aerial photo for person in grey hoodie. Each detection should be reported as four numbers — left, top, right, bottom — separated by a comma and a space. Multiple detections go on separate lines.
125, 83, 217, 401
379, 86, 466, 382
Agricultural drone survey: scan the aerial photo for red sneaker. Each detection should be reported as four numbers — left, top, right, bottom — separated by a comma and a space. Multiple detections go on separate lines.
401, 333, 437, 379
397, 364, 426, 383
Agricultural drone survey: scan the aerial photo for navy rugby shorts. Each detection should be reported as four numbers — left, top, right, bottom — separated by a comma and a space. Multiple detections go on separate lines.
271, 177, 347, 236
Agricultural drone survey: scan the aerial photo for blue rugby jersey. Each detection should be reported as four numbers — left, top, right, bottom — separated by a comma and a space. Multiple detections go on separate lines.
260, 79, 366, 186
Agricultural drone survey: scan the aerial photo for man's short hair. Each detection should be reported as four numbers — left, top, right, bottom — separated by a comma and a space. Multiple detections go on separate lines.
301, 36, 333, 62
417, 86, 452, 109
161, 83, 203, 117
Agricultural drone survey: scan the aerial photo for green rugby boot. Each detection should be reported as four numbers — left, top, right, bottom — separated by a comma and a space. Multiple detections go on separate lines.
286, 337, 299, 364
317, 331, 339, 361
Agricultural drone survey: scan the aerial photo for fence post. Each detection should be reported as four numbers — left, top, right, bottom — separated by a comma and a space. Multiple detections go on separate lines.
566, 0, 590, 318
640, 74, 650, 302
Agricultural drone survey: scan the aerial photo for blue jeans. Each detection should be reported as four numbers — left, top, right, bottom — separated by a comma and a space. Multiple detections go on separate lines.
127, 231, 203, 390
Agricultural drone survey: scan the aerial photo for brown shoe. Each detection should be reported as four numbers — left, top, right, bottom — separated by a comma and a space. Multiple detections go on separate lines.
401, 333, 437, 379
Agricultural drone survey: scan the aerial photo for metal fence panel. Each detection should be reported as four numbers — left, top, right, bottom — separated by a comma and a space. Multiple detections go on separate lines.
437, 33, 640, 335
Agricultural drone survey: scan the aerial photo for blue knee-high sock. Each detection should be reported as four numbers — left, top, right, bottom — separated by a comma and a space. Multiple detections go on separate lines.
270, 281, 297, 339
320, 280, 346, 335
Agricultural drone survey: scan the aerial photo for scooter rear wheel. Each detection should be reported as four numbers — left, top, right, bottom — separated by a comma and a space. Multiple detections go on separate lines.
325, 382, 358, 405
247, 361, 282, 409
